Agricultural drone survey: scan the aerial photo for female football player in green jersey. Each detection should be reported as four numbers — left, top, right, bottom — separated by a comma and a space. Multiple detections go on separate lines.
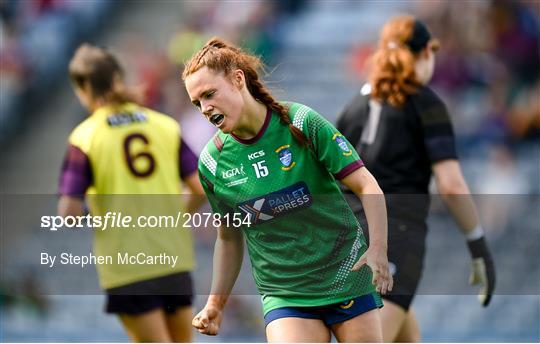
58, 44, 205, 342
183, 37, 393, 342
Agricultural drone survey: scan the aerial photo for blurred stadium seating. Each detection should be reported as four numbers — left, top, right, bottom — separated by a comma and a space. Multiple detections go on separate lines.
0, 0, 123, 147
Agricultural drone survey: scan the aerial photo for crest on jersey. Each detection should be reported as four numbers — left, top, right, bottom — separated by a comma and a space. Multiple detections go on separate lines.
333, 134, 353, 156
275, 145, 296, 171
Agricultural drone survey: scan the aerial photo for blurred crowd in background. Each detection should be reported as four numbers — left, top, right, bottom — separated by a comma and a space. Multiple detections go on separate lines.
1, 0, 539, 342
0, 0, 304, 148
350, 1, 539, 145
2, 0, 538, 182
2, 1, 538, 149
0, 0, 120, 144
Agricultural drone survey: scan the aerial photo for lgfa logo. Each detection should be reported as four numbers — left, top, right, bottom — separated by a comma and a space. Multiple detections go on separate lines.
222, 164, 246, 179
333, 133, 353, 156
275, 144, 296, 171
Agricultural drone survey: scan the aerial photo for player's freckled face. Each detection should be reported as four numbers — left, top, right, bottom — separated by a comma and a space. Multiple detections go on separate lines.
185, 66, 244, 134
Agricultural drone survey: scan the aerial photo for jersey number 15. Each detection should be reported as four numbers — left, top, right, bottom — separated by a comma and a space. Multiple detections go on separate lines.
252, 160, 269, 179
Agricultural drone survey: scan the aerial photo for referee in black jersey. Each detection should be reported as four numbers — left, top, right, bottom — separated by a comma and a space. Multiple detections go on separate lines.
337, 15, 496, 342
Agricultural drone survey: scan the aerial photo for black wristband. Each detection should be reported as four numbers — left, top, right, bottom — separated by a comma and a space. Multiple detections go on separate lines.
467, 237, 491, 260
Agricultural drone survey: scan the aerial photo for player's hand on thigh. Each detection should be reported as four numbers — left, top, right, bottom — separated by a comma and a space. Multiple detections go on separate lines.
192, 304, 223, 336
351, 246, 393, 295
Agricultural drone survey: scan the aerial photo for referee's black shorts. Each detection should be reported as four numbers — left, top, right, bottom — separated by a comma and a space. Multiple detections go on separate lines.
360, 216, 427, 311
105, 271, 193, 315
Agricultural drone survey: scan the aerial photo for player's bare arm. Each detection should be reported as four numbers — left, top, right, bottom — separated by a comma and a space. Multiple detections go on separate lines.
193, 225, 243, 335
57, 195, 85, 217
433, 159, 496, 306
341, 167, 393, 295
183, 171, 207, 214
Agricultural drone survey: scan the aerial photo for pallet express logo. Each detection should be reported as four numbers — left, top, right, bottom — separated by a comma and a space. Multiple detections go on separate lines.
237, 182, 312, 225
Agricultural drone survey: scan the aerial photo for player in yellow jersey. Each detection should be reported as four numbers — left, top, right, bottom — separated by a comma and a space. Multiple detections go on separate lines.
57, 43, 205, 342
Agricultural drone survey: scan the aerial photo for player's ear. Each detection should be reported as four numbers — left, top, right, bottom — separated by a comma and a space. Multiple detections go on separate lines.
231, 69, 245, 89
112, 72, 123, 90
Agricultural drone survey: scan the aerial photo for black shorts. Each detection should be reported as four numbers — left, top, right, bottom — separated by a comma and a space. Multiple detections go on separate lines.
360, 217, 427, 311
105, 271, 193, 315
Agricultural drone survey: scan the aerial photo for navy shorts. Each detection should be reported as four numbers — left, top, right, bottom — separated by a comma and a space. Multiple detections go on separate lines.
264, 293, 380, 327
105, 272, 193, 315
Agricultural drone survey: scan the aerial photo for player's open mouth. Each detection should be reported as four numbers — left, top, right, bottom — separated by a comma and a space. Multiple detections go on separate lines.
209, 114, 225, 127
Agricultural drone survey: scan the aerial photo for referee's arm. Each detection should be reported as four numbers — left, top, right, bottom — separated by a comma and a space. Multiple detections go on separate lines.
432, 159, 478, 232
433, 159, 496, 306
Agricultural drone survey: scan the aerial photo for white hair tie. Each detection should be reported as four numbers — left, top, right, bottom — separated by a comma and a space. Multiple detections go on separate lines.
387, 41, 398, 50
